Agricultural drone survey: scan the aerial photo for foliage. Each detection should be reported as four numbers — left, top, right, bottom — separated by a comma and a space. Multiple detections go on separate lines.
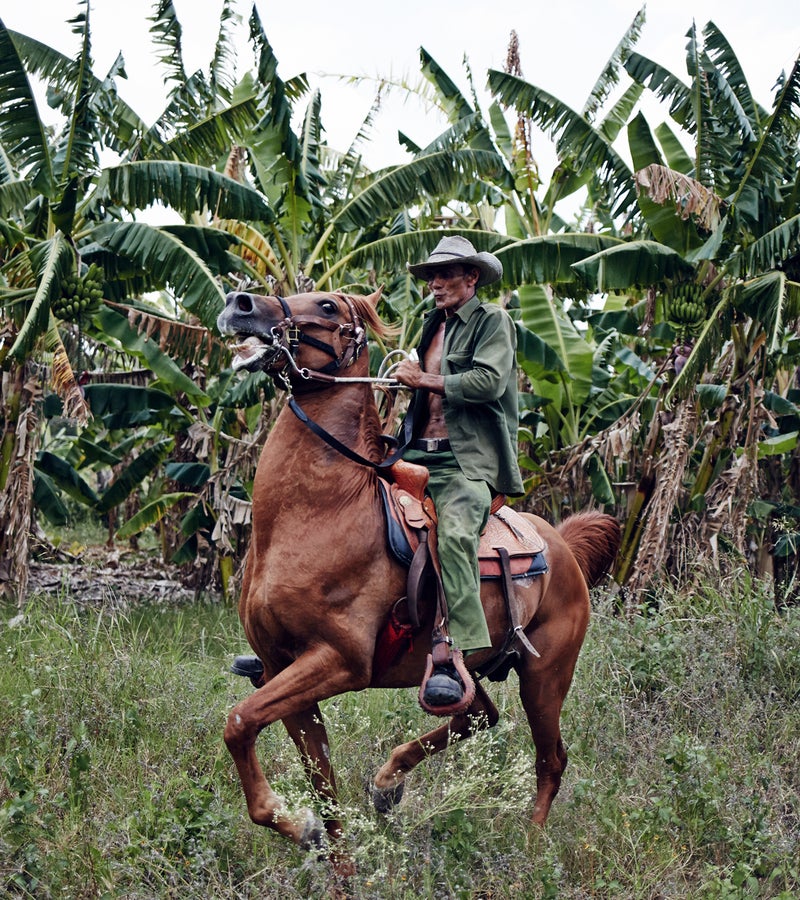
487, 14, 800, 596
4, 2, 800, 605
0, 1, 283, 597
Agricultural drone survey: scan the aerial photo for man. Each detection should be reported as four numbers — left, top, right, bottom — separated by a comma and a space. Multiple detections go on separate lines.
394, 235, 524, 708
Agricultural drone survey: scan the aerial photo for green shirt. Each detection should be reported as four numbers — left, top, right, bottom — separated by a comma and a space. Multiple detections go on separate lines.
405, 294, 524, 496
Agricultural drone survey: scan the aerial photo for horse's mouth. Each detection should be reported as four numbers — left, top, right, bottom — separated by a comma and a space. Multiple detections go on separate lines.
230, 334, 281, 372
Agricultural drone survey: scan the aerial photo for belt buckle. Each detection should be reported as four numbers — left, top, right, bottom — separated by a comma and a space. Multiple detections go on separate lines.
423, 437, 442, 451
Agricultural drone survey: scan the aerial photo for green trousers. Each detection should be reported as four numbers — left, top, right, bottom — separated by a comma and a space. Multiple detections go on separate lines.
404, 448, 492, 653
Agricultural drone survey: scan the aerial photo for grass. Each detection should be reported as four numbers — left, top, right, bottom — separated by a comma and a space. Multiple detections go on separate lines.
1, 566, 799, 898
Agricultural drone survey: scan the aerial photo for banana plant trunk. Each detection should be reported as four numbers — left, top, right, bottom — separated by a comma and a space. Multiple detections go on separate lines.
0, 359, 41, 605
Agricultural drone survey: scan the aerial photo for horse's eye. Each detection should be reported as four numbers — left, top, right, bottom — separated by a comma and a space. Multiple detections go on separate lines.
319, 300, 338, 315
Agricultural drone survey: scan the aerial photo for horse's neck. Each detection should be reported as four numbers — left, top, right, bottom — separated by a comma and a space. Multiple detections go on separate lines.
267, 382, 385, 480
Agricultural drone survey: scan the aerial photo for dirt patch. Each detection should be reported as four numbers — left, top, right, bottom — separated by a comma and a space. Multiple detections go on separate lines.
27, 545, 219, 608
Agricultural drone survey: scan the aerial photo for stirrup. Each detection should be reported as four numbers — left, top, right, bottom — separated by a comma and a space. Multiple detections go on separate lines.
418, 644, 475, 717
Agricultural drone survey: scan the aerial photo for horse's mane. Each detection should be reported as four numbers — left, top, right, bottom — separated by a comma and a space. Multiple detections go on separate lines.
349, 293, 398, 341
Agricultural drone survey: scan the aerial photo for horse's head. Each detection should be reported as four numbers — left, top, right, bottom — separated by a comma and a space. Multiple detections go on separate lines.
217, 288, 385, 381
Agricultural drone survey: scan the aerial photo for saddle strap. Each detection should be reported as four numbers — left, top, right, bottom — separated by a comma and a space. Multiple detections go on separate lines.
497, 546, 541, 659
476, 546, 540, 681
425, 518, 450, 633
407, 531, 432, 630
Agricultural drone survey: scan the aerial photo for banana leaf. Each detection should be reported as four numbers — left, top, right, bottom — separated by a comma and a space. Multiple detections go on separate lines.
627, 112, 703, 254
9, 232, 74, 360
82, 382, 175, 429
757, 430, 798, 459
32, 471, 69, 526
91, 222, 226, 330
572, 240, 695, 292
517, 283, 593, 407
91, 304, 209, 404
98, 439, 173, 513
0, 23, 54, 194
92, 160, 275, 223
497, 234, 623, 286
35, 451, 98, 506
115, 491, 195, 540
164, 462, 210, 487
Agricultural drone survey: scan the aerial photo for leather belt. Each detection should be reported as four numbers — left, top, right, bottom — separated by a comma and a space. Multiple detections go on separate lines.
411, 437, 451, 452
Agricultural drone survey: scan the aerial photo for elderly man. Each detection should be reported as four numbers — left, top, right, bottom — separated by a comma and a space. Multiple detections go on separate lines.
394, 235, 524, 709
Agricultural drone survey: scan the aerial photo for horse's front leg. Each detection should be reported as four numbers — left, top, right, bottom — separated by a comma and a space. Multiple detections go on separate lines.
224, 645, 366, 856
372, 680, 499, 812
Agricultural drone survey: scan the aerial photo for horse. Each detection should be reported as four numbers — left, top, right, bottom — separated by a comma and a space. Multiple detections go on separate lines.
217, 286, 620, 876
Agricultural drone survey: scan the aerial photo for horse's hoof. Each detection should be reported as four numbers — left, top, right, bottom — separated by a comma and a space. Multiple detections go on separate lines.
372, 781, 405, 814
298, 810, 326, 851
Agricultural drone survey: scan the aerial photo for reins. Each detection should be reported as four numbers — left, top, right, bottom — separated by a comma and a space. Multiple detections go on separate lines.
288, 396, 409, 470
273, 295, 419, 468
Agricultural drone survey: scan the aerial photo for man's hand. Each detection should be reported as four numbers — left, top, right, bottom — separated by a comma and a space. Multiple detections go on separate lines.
394, 359, 445, 395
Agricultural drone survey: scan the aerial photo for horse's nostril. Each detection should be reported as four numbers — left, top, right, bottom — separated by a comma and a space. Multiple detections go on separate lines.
233, 292, 253, 313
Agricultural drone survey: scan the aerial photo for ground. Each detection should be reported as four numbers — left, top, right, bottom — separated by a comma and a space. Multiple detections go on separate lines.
27, 542, 208, 608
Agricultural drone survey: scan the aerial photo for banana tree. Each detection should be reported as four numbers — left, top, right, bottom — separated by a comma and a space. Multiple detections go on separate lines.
484, 16, 800, 593
0, 1, 277, 599
387, 10, 654, 509
210, 9, 521, 306
567, 23, 800, 592
319, 14, 652, 512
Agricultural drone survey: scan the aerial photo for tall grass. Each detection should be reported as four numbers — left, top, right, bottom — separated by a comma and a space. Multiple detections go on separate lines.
1, 570, 798, 898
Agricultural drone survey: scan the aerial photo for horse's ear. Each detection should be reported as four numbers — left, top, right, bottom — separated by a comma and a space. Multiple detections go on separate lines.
364, 285, 384, 308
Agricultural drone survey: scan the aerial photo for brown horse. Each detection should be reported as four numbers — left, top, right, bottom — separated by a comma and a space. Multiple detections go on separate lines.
217, 287, 620, 875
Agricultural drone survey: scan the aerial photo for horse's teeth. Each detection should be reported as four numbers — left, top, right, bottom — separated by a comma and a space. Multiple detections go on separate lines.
231, 336, 270, 370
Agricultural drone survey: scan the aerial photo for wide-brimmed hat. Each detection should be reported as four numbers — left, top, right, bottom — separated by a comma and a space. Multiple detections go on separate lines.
407, 236, 502, 288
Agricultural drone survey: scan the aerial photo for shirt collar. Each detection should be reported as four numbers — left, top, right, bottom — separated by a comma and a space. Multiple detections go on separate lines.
449, 293, 480, 323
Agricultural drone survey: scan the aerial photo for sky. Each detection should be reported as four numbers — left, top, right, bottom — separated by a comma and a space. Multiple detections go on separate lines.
2, 0, 799, 177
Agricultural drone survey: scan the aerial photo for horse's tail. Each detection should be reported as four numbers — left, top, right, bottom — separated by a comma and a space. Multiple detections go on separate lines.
557, 511, 621, 589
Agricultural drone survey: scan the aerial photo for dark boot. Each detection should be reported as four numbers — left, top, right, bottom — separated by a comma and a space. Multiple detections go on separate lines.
422, 662, 465, 706
418, 635, 475, 716
230, 654, 264, 687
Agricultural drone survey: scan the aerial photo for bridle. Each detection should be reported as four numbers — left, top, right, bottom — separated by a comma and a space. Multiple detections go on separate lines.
257, 293, 413, 467
269, 294, 367, 386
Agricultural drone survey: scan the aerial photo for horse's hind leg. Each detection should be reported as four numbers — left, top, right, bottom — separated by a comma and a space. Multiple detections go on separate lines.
518, 651, 581, 826
373, 680, 498, 812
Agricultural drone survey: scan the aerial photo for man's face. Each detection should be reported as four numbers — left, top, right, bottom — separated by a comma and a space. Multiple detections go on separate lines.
425, 265, 479, 315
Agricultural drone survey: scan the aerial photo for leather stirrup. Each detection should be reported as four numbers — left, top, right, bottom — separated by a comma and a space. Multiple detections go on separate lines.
418, 638, 475, 717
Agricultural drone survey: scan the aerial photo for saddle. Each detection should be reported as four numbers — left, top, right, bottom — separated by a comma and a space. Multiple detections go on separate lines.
374, 459, 548, 686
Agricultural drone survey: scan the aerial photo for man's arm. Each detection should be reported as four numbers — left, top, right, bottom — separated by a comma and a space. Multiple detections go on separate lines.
393, 359, 445, 395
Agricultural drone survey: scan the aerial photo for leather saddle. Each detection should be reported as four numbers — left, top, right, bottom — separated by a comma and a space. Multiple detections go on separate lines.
371, 459, 550, 689
378, 460, 548, 618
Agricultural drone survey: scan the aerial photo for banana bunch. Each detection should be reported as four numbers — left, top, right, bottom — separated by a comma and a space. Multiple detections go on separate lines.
53, 263, 104, 322
667, 283, 707, 341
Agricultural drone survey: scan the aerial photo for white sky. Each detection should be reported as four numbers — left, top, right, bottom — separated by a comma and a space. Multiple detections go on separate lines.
3, 0, 799, 176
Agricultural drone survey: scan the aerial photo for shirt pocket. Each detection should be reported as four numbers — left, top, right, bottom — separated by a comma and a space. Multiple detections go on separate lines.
444, 349, 473, 373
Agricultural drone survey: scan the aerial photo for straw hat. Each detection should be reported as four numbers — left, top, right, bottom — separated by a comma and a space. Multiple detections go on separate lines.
407, 236, 502, 287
